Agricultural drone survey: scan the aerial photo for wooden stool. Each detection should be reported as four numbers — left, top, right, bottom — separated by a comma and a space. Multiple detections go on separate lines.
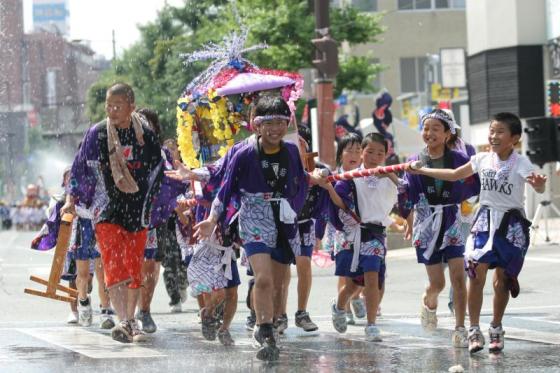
24, 213, 78, 303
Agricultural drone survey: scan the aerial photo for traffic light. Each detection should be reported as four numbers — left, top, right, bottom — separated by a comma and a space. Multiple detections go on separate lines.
312, 36, 339, 79
547, 80, 560, 117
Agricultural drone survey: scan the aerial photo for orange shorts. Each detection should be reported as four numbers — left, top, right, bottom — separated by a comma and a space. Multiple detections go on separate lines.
95, 223, 147, 289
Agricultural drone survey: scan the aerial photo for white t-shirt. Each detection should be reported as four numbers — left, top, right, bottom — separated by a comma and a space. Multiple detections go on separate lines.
354, 176, 397, 227
470, 152, 535, 211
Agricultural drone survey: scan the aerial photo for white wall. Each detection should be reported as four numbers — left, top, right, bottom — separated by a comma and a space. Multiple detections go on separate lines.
467, 0, 546, 56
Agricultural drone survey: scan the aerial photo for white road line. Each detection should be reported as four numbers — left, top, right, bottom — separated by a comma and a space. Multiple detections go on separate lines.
525, 256, 560, 264
18, 327, 166, 359
389, 317, 560, 345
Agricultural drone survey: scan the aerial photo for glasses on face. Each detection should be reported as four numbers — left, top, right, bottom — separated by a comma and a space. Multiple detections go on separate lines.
105, 104, 126, 113
261, 120, 288, 129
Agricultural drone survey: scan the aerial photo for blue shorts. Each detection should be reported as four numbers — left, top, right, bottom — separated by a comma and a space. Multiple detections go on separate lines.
473, 232, 526, 274
416, 245, 464, 265
298, 245, 313, 258
334, 249, 383, 277
243, 242, 293, 265
75, 219, 100, 261
144, 248, 157, 260
226, 260, 241, 289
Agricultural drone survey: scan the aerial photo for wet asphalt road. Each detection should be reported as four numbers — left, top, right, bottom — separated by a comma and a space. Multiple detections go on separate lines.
1, 230, 560, 372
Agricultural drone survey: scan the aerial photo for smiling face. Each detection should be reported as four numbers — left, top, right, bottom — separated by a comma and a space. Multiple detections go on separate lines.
105, 93, 135, 128
422, 118, 449, 152
341, 142, 362, 171
488, 120, 520, 158
258, 119, 288, 148
362, 140, 386, 169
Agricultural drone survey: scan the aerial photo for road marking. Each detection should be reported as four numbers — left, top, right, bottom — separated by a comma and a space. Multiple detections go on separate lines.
389, 317, 560, 345
525, 256, 560, 264
18, 327, 166, 359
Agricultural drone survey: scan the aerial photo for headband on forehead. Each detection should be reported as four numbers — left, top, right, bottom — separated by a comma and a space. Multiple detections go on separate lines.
253, 115, 291, 125
421, 110, 457, 134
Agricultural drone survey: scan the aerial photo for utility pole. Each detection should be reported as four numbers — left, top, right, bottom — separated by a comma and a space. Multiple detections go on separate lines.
112, 30, 116, 61
312, 0, 338, 167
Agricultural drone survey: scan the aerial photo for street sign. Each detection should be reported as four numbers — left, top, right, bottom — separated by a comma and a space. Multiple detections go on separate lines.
440, 48, 466, 88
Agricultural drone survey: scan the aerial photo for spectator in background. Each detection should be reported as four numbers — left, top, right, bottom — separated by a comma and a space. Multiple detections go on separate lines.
372, 92, 393, 139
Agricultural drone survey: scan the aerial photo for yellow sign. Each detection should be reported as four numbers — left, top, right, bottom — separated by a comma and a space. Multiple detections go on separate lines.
431, 83, 459, 101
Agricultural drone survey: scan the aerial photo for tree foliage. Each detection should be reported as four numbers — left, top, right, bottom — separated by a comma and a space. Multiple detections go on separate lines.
86, 0, 384, 135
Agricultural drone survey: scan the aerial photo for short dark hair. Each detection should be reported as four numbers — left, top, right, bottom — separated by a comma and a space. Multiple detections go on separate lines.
137, 108, 161, 144
362, 132, 387, 152
107, 83, 135, 104
336, 132, 362, 167
492, 112, 522, 137
254, 96, 291, 117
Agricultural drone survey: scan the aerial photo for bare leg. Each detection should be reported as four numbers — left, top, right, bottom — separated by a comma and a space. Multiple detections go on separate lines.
126, 288, 140, 321
363, 271, 380, 325
108, 284, 128, 321
219, 287, 238, 331
448, 257, 467, 327
271, 260, 290, 319
248, 254, 274, 326
295, 256, 312, 311
76, 260, 90, 301
468, 263, 489, 327
139, 259, 160, 312
491, 267, 510, 326
94, 258, 110, 308
424, 263, 446, 310
337, 277, 360, 311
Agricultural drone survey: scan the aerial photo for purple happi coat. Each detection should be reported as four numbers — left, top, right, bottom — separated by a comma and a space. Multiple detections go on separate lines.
67, 122, 185, 230
210, 140, 308, 252
398, 147, 480, 260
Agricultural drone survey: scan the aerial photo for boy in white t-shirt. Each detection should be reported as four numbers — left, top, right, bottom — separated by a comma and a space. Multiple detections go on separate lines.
410, 112, 546, 354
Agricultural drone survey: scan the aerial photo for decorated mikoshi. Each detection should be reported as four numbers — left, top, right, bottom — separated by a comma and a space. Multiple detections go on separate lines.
176, 22, 303, 168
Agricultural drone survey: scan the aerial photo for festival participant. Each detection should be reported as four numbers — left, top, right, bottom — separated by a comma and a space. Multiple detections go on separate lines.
62, 83, 175, 343
32, 168, 114, 328
319, 133, 399, 341
193, 96, 315, 361
322, 133, 366, 324
398, 108, 480, 348
409, 112, 546, 354
283, 130, 330, 333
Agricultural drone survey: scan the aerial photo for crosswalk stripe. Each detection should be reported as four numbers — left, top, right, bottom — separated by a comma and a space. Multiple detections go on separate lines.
18, 327, 166, 359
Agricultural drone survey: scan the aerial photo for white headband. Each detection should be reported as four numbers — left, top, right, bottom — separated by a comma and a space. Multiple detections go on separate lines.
421, 110, 457, 134
253, 115, 290, 125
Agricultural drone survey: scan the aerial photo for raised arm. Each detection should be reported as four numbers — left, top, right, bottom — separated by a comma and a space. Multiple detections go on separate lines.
413, 161, 474, 182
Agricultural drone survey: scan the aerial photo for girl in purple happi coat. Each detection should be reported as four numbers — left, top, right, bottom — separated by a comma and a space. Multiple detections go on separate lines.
398, 109, 480, 348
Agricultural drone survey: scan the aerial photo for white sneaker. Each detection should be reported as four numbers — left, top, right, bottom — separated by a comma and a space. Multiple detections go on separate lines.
77, 298, 93, 327
365, 324, 382, 342
66, 311, 79, 324
420, 302, 437, 330
170, 303, 182, 313
351, 298, 366, 319
452, 326, 468, 348
100, 309, 116, 330
331, 299, 347, 333
130, 319, 148, 342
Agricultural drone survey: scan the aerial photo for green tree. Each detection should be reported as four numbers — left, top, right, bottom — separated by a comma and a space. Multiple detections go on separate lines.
87, 0, 385, 135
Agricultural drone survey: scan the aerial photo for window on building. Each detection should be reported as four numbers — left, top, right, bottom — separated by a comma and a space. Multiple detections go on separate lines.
350, 0, 378, 12
399, 0, 465, 10
400, 57, 428, 93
